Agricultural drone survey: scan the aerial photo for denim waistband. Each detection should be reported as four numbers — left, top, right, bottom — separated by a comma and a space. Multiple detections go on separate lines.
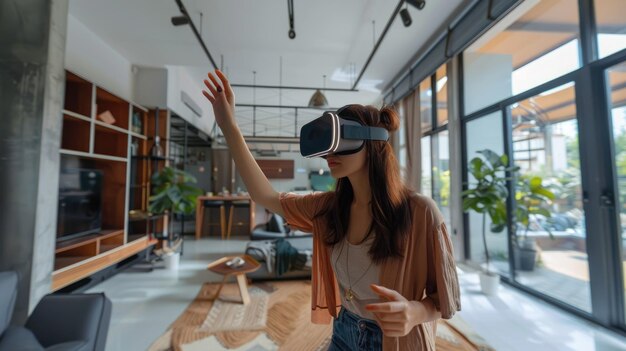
339, 307, 379, 327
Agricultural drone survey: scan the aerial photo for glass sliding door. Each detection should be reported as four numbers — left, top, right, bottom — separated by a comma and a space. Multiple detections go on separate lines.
607, 61, 626, 318
508, 82, 591, 313
465, 112, 510, 276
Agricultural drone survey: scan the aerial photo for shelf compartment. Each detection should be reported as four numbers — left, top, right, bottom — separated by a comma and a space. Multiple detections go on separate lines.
61, 114, 91, 153
95, 161, 128, 230
55, 241, 98, 271
52, 237, 158, 291
96, 87, 129, 130
54, 229, 124, 270
131, 106, 148, 136
100, 231, 125, 253
94, 124, 128, 158
129, 136, 149, 212
64, 71, 93, 117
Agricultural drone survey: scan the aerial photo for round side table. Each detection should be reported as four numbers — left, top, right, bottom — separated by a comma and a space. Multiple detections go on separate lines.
207, 254, 261, 305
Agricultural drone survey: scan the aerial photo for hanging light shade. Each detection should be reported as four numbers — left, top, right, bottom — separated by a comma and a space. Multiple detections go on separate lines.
308, 89, 328, 108
309, 74, 329, 108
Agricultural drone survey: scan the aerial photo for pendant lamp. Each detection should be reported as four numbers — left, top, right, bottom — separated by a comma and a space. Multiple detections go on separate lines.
308, 75, 328, 108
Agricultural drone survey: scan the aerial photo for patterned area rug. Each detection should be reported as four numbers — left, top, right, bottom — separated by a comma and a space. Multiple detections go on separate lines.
148, 280, 495, 351
198, 287, 268, 333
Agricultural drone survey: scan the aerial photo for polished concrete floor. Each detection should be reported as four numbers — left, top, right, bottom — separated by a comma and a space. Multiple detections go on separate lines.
86, 237, 626, 351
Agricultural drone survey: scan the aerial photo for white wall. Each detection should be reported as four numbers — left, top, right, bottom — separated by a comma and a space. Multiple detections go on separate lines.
166, 65, 215, 136
463, 53, 512, 115
64, 14, 133, 101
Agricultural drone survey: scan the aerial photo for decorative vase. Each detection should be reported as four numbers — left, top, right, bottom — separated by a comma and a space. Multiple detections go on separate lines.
151, 136, 164, 158
164, 252, 180, 270
479, 271, 500, 295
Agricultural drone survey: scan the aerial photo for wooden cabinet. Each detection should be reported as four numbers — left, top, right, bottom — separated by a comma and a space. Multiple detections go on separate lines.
53, 70, 159, 292
256, 159, 294, 179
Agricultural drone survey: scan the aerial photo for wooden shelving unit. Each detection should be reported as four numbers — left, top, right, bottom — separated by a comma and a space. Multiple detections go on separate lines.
52, 70, 161, 292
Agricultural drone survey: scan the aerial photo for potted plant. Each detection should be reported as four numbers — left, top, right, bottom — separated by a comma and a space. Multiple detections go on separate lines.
149, 167, 203, 267
462, 149, 518, 295
513, 175, 555, 271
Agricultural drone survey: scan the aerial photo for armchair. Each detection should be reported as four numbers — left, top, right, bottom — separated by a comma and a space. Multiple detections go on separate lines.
0, 271, 112, 351
250, 213, 290, 240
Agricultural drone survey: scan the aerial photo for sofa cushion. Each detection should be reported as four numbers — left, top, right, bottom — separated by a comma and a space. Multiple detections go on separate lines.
45, 341, 88, 351
0, 326, 44, 351
0, 272, 18, 335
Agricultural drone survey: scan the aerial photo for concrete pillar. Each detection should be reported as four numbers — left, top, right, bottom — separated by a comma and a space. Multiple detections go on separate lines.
0, 0, 68, 323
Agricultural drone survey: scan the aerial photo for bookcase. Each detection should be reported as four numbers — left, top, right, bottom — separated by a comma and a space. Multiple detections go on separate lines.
52, 71, 165, 291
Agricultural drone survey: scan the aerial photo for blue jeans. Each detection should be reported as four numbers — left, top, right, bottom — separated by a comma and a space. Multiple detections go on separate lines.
328, 307, 383, 351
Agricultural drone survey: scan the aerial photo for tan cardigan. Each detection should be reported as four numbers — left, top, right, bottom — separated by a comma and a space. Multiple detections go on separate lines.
279, 191, 461, 351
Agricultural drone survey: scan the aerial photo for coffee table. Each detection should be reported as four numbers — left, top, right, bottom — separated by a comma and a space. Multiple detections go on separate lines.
207, 254, 261, 305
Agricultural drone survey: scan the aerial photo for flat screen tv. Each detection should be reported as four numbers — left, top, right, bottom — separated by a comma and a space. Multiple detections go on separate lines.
56, 168, 103, 242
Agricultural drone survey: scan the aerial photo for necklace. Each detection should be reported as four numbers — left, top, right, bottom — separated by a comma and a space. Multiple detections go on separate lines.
342, 222, 374, 302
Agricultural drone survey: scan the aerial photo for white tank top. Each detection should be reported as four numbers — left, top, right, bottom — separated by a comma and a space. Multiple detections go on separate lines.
331, 233, 380, 320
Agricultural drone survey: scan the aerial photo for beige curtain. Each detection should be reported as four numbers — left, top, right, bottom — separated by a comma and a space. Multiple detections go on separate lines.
402, 89, 421, 191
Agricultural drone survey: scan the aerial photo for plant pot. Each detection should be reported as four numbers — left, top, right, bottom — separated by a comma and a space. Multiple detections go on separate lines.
164, 252, 180, 271
519, 236, 536, 250
514, 246, 537, 271
479, 271, 500, 295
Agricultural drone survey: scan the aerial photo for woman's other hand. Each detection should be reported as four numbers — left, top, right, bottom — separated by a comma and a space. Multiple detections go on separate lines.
365, 284, 427, 337
202, 70, 236, 128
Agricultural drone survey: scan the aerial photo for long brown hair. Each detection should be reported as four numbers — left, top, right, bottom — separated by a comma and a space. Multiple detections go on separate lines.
317, 104, 413, 264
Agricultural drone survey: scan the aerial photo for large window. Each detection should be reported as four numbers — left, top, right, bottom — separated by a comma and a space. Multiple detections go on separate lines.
433, 131, 450, 226
607, 61, 626, 316
436, 65, 448, 126
397, 103, 408, 181
509, 83, 591, 312
421, 136, 432, 198
464, 0, 580, 115
595, 0, 626, 58
420, 77, 433, 132
419, 63, 450, 223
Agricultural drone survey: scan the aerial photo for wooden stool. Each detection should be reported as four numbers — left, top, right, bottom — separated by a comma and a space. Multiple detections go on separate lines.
203, 200, 227, 239
207, 255, 261, 305
226, 200, 250, 239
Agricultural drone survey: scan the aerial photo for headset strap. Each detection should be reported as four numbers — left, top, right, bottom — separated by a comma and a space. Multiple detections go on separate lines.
342, 125, 389, 141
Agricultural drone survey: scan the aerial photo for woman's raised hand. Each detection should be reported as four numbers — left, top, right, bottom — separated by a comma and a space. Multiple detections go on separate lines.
202, 70, 236, 128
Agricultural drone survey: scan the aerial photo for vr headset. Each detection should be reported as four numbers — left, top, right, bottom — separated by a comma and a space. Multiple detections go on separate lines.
300, 106, 389, 158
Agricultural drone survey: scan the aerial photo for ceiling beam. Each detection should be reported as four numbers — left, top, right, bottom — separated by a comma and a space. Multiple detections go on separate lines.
352, 0, 405, 90
174, 0, 218, 70
231, 83, 357, 92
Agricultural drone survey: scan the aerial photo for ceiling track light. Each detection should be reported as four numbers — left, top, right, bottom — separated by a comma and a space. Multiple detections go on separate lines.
400, 5, 412, 27
406, 0, 426, 10
171, 15, 190, 26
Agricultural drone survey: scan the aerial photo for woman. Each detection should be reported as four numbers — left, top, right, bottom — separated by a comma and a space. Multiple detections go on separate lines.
202, 70, 460, 351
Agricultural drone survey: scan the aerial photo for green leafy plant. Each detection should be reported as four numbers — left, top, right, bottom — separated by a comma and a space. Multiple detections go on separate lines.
515, 175, 555, 241
149, 167, 203, 240
462, 149, 519, 274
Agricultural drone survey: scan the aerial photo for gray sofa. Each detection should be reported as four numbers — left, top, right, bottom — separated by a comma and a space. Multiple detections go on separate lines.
0, 271, 112, 351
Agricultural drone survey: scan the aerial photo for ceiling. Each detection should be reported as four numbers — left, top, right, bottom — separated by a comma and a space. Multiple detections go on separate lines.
69, 0, 465, 143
